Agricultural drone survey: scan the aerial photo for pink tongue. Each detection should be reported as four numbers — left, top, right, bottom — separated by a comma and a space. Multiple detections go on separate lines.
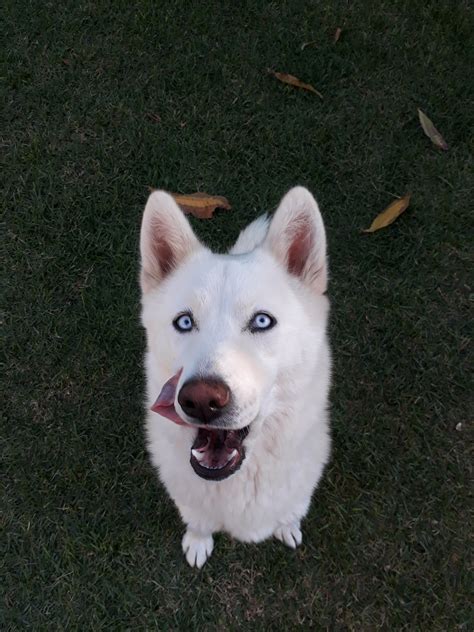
151, 369, 191, 427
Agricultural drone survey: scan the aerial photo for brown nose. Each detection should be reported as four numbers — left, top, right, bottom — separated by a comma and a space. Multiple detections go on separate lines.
178, 378, 231, 424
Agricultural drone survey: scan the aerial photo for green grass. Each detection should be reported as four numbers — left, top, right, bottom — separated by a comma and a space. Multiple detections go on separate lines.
3, 0, 472, 629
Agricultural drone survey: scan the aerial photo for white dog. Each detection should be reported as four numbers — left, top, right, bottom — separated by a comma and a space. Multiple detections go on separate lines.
140, 186, 331, 568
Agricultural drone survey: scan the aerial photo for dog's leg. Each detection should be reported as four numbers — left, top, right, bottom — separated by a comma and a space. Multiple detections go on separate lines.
182, 528, 214, 568
274, 521, 303, 549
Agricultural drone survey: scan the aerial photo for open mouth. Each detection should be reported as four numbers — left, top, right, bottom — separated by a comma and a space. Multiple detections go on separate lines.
190, 425, 249, 481
151, 370, 250, 481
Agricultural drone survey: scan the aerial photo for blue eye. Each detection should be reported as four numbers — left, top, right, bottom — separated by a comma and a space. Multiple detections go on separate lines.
173, 313, 195, 332
249, 312, 276, 333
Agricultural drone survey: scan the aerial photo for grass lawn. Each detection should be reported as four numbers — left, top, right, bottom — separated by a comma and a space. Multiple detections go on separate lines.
3, 0, 472, 629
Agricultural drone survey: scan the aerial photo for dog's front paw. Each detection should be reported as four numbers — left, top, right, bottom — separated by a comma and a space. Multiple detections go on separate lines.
274, 522, 303, 549
182, 530, 214, 569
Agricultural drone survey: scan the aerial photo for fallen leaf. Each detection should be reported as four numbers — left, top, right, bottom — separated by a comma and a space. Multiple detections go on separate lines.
300, 40, 317, 51
146, 112, 162, 123
268, 69, 323, 99
334, 27, 342, 43
171, 192, 231, 219
362, 194, 411, 233
418, 109, 448, 150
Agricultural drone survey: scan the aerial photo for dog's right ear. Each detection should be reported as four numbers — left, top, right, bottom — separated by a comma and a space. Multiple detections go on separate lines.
263, 186, 328, 294
140, 191, 202, 293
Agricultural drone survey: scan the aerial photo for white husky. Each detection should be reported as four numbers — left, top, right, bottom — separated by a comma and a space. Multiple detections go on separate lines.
140, 186, 331, 568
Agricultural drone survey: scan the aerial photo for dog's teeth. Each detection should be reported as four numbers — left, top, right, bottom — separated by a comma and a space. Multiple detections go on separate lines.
191, 449, 204, 462
192, 448, 239, 470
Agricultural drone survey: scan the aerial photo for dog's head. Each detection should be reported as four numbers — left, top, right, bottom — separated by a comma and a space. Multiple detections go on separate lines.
140, 187, 329, 481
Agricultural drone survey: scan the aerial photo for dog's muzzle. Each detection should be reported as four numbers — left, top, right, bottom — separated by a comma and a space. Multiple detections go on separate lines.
151, 370, 250, 481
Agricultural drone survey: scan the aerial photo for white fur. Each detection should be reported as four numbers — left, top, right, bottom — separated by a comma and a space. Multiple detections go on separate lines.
140, 186, 331, 567
229, 215, 269, 254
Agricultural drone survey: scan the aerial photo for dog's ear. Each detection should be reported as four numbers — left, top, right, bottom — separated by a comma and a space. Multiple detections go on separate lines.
263, 186, 327, 293
140, 190, 202, 293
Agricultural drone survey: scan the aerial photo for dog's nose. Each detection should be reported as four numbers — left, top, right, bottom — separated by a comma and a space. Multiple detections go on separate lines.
178, 378, 230, 424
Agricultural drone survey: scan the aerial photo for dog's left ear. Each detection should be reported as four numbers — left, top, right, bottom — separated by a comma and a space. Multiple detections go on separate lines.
263, 186, 328, 293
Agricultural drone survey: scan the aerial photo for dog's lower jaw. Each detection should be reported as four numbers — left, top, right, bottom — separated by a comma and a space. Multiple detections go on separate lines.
182, 529, 214, 568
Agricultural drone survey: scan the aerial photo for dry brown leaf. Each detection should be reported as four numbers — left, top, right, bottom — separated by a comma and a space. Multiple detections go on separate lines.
269, 69, 323, 99
146, 112, 162, 123
362, 194, 411, 233
171, 192, 231, 219
333, 27, 342, 43
418, 109, 448, 150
